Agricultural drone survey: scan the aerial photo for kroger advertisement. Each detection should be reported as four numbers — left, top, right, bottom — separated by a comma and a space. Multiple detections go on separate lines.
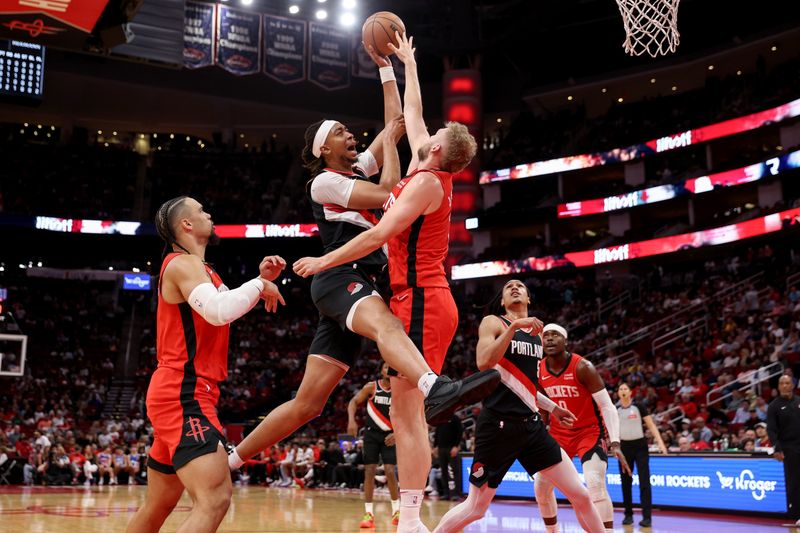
480, 96, 800, 184
558, 149, 800, 218
461, 456, 786, 514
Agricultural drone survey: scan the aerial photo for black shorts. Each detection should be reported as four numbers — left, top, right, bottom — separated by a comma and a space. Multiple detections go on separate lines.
308, 265, 382, 369
363, 427, 396, 465
470, 408, 562, 489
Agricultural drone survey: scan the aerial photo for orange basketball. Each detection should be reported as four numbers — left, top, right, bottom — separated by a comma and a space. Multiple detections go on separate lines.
361, 11, 405, 56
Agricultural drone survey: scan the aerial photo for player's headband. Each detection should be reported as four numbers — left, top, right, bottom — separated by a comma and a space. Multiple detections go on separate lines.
542, 323, 568, 339
312, 120, 338, 158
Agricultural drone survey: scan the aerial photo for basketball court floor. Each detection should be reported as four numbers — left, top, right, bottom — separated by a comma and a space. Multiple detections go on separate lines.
0, 485, 794, 532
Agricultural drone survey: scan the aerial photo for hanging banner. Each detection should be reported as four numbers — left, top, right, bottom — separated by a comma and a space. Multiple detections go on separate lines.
308, 22, 349, 90
262, 14, 306, 84
216, 6, 260, 76
183, 1, 216, 69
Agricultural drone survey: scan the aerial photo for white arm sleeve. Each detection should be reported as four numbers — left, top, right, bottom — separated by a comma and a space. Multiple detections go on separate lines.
187, 279, 264, 326
309, 172, 356, 207
537, 391, 556, 413
592, 389, 620, 444
355, 150, 379, 176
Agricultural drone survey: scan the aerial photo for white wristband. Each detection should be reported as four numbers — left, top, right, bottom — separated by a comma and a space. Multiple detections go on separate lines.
379, 66, 395, 84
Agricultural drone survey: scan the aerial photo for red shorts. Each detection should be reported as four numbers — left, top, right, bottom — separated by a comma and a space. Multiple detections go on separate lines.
390, 286, 458, 374
146, 367, 226, 474
550, 427, 606, 463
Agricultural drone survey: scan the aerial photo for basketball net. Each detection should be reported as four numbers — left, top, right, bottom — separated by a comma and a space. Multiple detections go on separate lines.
616, 0, 680, 57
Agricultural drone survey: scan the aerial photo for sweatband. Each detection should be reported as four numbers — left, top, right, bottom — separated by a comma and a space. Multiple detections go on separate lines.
379, 66, 396, 84
592, 389, 620, 444
542, 323, 568, 339
188, 279, 264, 326
312, 120, 337, 158
537, 391, 555, 413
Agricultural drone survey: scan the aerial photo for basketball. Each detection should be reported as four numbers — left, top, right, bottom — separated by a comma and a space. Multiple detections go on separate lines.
362, 11, 405, 56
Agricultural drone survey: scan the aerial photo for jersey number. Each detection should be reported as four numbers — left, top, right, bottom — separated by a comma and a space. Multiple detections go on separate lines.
557, 400, 568, 410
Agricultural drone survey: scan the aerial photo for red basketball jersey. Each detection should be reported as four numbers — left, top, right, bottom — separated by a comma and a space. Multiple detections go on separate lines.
156, 253, 230, 383
383, 168, 453, 292
539, 353, 604, 441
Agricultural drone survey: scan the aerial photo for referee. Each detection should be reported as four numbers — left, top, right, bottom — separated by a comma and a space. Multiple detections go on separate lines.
767, 375, 800, 527
617, 382, 668, 528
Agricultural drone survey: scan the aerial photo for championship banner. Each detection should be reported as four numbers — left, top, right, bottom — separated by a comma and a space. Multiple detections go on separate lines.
183, 1, 216, 69
216, 6, 260, 76
308, 22, 349, 90
263, 14, 306, 84
0, 0, 109, 47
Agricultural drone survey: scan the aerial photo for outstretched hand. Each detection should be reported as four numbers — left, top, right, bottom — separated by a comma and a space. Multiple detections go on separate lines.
363, 42, 391, 68
293, 256, 325, 278
259, 255, 286, 282
260, 279, 285, 313
387, 31, 415, 65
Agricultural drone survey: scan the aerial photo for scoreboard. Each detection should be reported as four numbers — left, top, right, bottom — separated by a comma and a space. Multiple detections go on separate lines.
0, 39, 44, 99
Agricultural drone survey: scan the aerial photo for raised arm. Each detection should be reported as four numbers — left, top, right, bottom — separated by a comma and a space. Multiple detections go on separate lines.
388, 32, 429, 173
476, 315, 542, 370
364, 43, 404, 167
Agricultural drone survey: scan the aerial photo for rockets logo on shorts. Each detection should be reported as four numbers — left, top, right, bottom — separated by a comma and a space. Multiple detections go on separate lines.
185, 416, 210, 443
347, 282, 363, 295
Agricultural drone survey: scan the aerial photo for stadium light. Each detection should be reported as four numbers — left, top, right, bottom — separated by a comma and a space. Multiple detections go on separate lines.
241, 0, 253, 5
343, 0, 356, 8
289, 5, 299, 14
339, 12, 356, 26
316, 9, 327, 19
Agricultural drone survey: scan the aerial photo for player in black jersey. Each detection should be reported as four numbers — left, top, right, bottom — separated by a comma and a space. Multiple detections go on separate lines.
433, 280, 605, 533
348, 362, 400, 528
229, 47, 499, 486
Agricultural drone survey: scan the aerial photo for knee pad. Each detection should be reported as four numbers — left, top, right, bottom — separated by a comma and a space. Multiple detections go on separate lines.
582, 456, 608, 503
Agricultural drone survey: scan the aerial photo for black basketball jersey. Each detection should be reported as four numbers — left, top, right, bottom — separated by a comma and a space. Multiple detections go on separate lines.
482, 315, 544, 417
307, 153, 387, 271
366, 380, 393, 432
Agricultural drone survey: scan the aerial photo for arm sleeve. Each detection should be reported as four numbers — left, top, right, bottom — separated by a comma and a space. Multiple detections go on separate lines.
536, 391, 556, 413
766, 403, 781, 452
592, 389, 620, 443
309, 172, 357, 207
355, 150, 379, 177
187, 279, 264, 326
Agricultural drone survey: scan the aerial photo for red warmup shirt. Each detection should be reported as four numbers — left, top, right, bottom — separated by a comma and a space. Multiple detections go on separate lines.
384, 169, 453, 292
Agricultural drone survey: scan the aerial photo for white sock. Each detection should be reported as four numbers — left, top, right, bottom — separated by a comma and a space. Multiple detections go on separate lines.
391, 499, 400, 514
365, 502, 374, 514
545, 524, 559, 533
605, 529, 614, 533
417, 372, 438, 398
228, 448, 244, 469
398, 489, 424, 531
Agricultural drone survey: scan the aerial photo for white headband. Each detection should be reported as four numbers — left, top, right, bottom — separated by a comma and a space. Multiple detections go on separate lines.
312, 120, 337, 158
542, 323, 568, 339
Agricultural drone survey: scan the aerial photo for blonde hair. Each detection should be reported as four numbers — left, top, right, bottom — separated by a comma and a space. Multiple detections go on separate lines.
440, 121, 477, 173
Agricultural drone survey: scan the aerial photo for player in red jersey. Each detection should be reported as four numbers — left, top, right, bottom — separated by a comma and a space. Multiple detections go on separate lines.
127, 196, 285, 533
535, 323, 631, 533
294, 33, 499, 533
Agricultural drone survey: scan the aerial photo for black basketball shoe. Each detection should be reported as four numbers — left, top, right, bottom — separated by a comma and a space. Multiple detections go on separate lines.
424, 369, 501, 425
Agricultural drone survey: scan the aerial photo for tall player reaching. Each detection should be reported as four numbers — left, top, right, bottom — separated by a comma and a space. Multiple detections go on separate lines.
294, 32, 501, 533
127, 196, 286, 533
228, 43, 498, 494
432, 280, 605, 533
535, 324, 632, 533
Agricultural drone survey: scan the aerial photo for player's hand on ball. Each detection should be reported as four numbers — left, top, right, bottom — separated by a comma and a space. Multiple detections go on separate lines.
293, 257, 325, 278
387, 31, 415, 65
364, 42, 391, 68
260, 280, 286, 313
551, 405, 576, 428
259, 255, 286, 281
610, 442, 632, 476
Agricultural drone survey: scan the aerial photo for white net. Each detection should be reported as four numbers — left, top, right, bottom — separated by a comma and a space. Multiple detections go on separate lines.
616, 0, 681, 57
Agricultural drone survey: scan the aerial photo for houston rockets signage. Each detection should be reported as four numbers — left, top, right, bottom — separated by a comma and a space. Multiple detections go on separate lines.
0, 0, 110, 47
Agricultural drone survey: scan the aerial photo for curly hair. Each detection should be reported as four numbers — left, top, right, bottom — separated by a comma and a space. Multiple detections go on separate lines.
440, 121, 478, 174
301, 119, 327, 176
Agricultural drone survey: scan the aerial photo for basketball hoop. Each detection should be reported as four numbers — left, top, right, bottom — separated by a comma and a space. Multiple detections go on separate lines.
616, 0, 681, 57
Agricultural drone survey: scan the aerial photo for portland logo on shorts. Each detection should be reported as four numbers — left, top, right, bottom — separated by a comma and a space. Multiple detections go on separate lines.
347, 282, 363, 295
185, 416, 210, 443
472, 461, 485, 479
